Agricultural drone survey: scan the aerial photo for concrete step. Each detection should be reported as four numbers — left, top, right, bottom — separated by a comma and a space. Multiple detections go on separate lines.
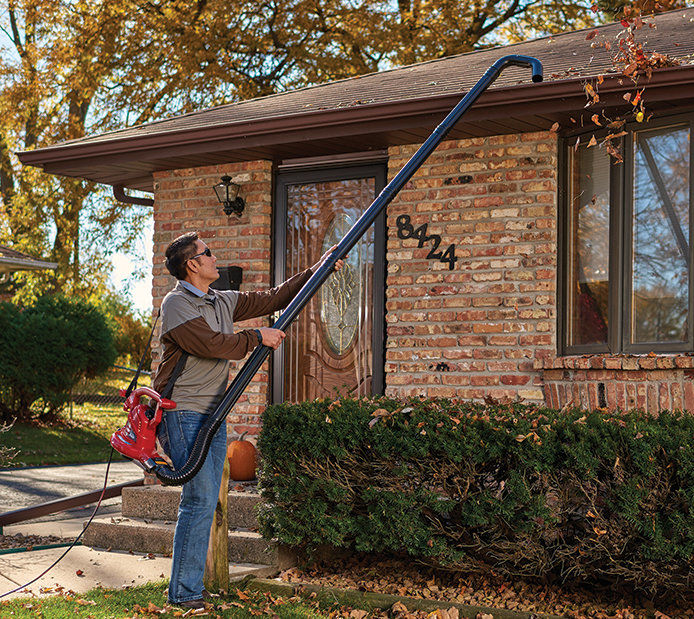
122, 485, 262, 529
82, 516, 286, 567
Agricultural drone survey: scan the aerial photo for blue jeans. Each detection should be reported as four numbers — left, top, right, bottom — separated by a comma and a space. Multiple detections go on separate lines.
157, 410, 227, 603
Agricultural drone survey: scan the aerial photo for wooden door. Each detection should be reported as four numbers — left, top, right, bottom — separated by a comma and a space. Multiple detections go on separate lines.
273, 166, 385, 403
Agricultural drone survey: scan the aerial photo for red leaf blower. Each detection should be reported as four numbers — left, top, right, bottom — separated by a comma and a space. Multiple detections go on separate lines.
110, 386, 176, 472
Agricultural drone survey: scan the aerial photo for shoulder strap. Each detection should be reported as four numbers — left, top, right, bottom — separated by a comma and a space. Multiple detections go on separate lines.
160, 353, 188, 400
124, 312, 159, 399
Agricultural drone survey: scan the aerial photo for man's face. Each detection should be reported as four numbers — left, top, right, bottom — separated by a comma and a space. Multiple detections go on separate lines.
187, 239, 218, 282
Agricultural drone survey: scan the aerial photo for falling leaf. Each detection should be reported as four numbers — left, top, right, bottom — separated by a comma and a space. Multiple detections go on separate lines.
549, 122, 560, 133
591, 114, 602, 126
623, 62, 638, 76
605, 131, 627, 140
587, 135, 597, 147
585, 29, 598, 40
574, 136, 581, 151
623, 92, 632, 102
636, 111, 644, 122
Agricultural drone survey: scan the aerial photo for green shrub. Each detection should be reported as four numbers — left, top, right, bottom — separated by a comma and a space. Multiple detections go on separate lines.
0, 295, 117, 420
258, 397, 694, 595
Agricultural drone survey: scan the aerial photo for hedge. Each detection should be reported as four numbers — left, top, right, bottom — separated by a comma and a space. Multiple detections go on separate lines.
0, 295, 117, 420
257, 397, 694, 595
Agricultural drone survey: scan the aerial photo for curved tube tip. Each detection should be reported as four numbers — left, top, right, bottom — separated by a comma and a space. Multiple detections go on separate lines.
498, 54, 543, 83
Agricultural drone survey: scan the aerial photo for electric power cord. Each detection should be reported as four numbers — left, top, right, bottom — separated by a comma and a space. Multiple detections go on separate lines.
0, 448, 115, 599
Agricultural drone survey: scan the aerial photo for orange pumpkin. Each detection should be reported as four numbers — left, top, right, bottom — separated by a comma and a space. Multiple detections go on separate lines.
227, 431, 257, 481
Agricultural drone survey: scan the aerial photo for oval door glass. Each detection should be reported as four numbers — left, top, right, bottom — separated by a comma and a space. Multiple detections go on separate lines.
321, 213, 360, 355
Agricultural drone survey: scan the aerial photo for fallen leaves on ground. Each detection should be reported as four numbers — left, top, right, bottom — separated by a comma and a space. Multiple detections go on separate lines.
0, 532, 66, 549
279, 556, 694, 618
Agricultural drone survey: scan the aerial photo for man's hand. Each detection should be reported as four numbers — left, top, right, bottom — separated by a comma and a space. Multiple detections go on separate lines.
312, 244, 345, 274
257, 327, 286, 349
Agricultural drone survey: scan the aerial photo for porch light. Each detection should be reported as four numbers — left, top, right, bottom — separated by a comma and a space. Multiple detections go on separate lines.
214, 175, 245, 217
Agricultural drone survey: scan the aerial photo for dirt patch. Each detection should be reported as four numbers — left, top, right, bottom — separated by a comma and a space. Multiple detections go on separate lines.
280, 556, 694, 618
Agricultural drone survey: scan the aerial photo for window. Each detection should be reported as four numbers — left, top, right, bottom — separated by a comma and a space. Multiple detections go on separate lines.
560, 116, 693, 354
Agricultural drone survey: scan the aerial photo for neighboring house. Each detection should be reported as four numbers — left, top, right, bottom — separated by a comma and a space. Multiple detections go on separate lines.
0, 245, 57, 301
18, 9, 694, 434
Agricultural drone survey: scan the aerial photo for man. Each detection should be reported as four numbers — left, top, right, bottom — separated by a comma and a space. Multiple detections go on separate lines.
153, 231, 342, 609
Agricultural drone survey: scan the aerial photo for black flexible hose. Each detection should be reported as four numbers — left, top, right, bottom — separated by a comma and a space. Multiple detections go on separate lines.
154, 54, 544, 486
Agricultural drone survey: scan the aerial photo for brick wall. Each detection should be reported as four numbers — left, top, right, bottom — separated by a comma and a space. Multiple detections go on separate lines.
537, 356, 694, 412
384, 132, 557, 404
152, 160, 273, 438
149, 132, 692, 420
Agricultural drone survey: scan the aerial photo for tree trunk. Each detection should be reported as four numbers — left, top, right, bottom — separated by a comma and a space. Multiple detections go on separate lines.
204, 455, 230, 594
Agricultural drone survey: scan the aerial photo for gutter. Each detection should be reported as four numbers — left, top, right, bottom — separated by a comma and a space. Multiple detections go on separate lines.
16, 64, 694, 170
0, 257, 58, 272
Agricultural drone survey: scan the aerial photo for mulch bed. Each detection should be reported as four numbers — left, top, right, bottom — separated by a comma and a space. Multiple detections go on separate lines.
0, 533, 67, 550
279, 556, 694, 619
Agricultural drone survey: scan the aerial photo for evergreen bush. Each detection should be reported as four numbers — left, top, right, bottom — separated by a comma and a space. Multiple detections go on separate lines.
0, 295, 117, 420
258, 397, 694, 595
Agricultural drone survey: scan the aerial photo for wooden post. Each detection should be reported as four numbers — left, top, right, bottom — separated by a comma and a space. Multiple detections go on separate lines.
204, 456, 230, 594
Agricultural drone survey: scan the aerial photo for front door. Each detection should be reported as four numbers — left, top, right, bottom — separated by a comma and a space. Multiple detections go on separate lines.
273, 165, 386, 403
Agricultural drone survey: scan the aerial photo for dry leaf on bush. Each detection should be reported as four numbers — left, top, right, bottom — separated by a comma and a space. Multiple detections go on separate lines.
392, 601, 409, 614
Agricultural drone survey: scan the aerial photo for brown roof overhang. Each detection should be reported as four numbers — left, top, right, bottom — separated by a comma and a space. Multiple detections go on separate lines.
18, 64, 694, 192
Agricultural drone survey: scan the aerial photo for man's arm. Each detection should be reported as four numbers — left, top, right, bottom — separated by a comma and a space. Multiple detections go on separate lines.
233, 245, 344, 322
164, 314, 260, 360
233, 267, 313, 323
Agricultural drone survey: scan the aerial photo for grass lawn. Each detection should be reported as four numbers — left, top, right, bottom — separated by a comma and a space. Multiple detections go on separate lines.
0, 581, 337, 618
1, 402, 127, 468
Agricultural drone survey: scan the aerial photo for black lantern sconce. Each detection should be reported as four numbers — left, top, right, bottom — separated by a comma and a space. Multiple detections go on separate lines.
214, 175, 245, 217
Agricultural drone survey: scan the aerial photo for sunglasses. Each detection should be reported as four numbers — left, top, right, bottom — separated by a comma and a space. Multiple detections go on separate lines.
188, 247, 212, 261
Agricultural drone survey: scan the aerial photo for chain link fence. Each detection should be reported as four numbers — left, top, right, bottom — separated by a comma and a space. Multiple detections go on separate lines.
69, 365, 151, 408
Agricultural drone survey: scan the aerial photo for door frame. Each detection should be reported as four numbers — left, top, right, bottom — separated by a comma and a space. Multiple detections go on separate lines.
272, 163, 387, 403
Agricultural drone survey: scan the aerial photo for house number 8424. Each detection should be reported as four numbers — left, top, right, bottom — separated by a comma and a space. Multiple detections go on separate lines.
395, 214, 458, 270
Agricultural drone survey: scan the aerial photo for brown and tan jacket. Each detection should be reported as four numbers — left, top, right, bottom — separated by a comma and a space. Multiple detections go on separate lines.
152, 268, 312, 414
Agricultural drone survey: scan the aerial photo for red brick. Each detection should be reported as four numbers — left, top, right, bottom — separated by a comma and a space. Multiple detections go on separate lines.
500, 374, 530, 385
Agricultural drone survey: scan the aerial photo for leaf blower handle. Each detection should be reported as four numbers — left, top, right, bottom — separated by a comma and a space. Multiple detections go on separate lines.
112, 387, 177, 472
